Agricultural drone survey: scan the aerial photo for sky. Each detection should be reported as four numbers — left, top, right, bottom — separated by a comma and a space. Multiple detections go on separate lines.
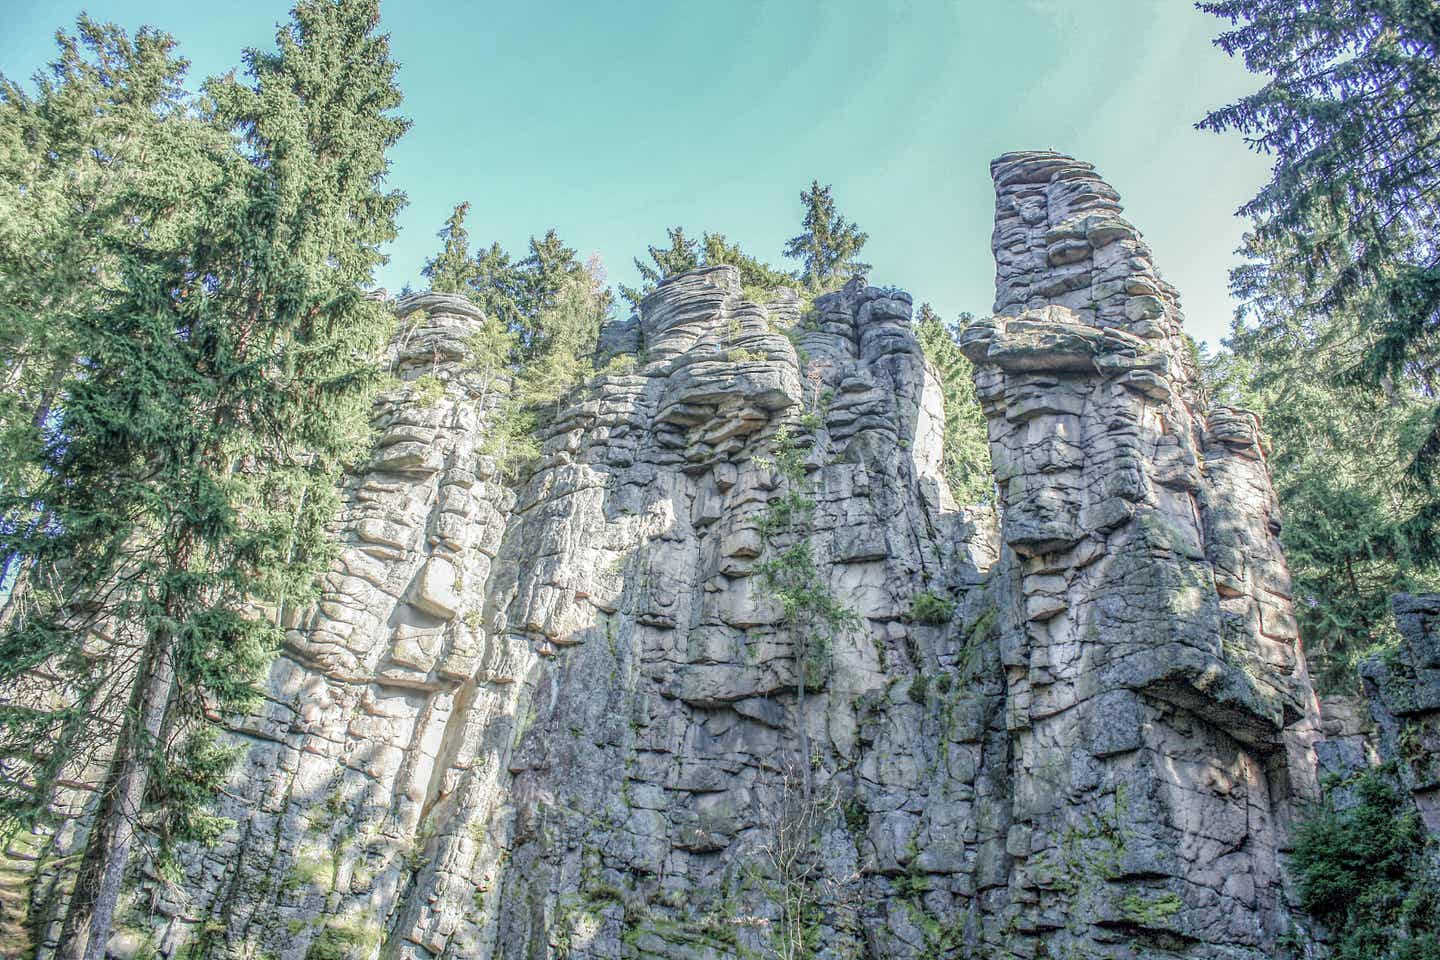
2, 0, 1274, 348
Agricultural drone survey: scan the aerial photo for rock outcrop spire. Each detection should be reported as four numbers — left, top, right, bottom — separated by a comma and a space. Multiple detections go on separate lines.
962, 150, 1322, 954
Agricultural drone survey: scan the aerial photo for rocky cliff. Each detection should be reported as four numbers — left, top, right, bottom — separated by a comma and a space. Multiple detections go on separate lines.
22, 153, 1337, 960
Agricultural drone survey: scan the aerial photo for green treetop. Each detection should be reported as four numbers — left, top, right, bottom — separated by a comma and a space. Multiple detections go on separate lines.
914, 304, 993, 507
424, 201, 480, 293
1199, 0, 1440, 491
1200, 0, 1440, 683
619, 226, 700, 311
619, 228, 794, 313
783, 179, 870, 290
702, 231, 792, 291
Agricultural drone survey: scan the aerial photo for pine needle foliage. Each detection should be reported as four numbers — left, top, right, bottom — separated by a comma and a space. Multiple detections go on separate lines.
619, 228, 791, 312
1290, 766, 1440, 959
618, 226, 700, 310
754, 427, 858, 800
0, 3, 408, 957
1198, 0, 1440, 493
423, 201, 480, 294
1203, 233, 1440, 688
419, 206, 612, 479
784, 180, 870, 290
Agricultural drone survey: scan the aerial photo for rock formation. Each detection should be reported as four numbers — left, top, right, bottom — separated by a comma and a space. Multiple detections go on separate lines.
19, 153, 1343, 959
1360, 593, 1440, 833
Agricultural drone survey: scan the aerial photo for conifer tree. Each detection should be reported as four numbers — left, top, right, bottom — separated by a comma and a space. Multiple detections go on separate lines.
1199, 0, 1440, 490
619, 228, 792, 312
0, 18, 204, 613
1203, 229, 1440, 684
1199, 0, 1440, 680
701, 231, 792, 291
516, 229, 591, 360
423, 201, 479, 293
619, 226, 699, 310
471, 240, 525, 333
0, 4, 408, 958
783, 180, 870, 290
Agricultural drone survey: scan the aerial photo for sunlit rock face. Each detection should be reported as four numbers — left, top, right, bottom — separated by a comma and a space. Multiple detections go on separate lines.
962, 151, 1323, 957
27, 156, 1331, 960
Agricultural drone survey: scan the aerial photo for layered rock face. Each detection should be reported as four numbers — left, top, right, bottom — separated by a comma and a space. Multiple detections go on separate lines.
28, 154, 1329, 960
958, 152, 1323, 955
1360, 594, 1440, 832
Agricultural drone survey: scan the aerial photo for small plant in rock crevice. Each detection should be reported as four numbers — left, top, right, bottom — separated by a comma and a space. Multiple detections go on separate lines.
754, 426, 857, 800
751, 422, 861, 959
908, 590, 956, 626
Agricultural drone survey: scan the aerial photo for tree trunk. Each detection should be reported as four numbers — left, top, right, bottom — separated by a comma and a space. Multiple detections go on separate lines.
56, 628, 176, 960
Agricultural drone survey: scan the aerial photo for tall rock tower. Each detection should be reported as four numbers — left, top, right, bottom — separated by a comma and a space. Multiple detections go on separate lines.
961, 151, 1322, 954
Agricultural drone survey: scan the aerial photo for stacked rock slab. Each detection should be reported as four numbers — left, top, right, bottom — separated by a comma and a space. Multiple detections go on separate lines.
25, 154, 1331, 960
960, 151, 1322, 956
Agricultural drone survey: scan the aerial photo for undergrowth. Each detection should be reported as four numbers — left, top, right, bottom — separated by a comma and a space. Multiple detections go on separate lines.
1289, 765, 1439, 959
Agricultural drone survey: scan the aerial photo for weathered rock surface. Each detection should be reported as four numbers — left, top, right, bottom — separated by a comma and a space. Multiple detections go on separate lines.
1360, 593, 1440, 832
21, 155, 1344, 960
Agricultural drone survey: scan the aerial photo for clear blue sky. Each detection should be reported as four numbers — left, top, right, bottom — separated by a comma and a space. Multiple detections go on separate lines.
2, 0, 1272, 348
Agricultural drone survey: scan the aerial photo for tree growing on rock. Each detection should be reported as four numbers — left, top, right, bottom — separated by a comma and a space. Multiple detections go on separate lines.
702, 231, 793, 294
915, 304, 993, 507
620, 228, 793, 312
783, 179, 870, 290
619, 226, 699, 310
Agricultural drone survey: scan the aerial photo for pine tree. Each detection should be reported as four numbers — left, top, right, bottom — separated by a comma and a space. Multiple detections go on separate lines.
619, 228, 792, 313
0, 4, 409, 958
1203, 230, 1440, 685
0, 18, 203, 615
783, 180, 870, 290
518, 228, 596, 359
423, 201, 479, 293
1198, 0, 1440, 491
519, 231, 580, 315
619, 226, 699, 311
471, 240, 525, 334
1199, 0, 1440, 681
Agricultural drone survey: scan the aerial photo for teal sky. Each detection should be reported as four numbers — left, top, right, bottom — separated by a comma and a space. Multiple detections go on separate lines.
3, 0, 1272, 348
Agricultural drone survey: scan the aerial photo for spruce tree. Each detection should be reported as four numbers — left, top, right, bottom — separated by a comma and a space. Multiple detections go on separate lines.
516, 229, 589, 360
783, 180, 870, 290
1199, 0, 1440, 680
0, 4, 408, 958
423, 201, 479, 293
471, 240, 525, 333
619, 226, 700, 310
1203, 230, 1440, 684
0, 18, 203, 614
1199, 0, 1440, 490
620, 228, 791, 312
